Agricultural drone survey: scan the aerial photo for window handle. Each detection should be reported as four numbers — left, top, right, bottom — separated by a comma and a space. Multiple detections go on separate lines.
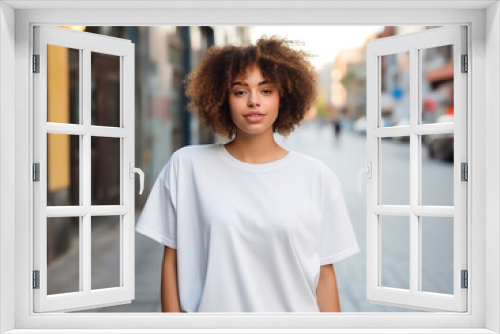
357, 159, 372, 195
129, 161, 144, 195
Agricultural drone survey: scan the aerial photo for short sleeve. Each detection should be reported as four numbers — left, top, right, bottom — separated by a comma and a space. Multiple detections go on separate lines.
135, 162, 177, 249
319, 174, 360, 265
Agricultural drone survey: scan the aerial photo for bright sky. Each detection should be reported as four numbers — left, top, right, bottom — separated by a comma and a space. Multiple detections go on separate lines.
249, 26, 383, 71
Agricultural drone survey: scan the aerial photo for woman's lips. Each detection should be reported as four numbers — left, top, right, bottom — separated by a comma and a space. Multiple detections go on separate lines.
244, 114, 266, 123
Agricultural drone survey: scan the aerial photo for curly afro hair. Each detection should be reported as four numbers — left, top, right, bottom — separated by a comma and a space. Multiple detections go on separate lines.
184, 35, 317, 139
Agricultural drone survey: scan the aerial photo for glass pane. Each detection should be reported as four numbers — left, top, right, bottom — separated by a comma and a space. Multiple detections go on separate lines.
421, 45, 454, 125
380, 137, 410, 205
380, 52, 410, 128
47, 133, 80, 206
421, 217, 454, 294
91, 216, 121, 290
380, 215, 410, 290
421, 134, 454, 206
47, 217, 80, 294
47, 45, 80, 124
91, 137, 121, 205
91, 52, 120, 127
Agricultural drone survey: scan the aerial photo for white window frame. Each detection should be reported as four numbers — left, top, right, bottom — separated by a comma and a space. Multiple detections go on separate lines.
366, 26, 468, 312
33, 25, 136, 313
0, 1, 498, 333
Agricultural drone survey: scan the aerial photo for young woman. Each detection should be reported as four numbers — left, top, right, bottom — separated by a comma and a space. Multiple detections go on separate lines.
135, 36, 360, 313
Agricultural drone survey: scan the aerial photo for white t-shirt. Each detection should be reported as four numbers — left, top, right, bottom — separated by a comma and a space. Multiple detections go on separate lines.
135, 143, 360, 312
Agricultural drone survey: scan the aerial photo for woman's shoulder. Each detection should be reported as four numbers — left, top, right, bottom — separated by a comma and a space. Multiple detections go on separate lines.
158, 144, 220, 181
171, 143, 220, 160
291, 150, 342, 184
166, 143, 221, 168
291, 151, 344, 200
291, 150, 333, 173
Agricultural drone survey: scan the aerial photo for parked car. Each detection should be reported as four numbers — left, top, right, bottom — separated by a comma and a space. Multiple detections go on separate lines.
424, 114, 454, 162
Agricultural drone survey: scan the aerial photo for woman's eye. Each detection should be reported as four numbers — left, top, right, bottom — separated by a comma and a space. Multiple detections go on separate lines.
262, 90, 272, 95
234, 91, 246, 96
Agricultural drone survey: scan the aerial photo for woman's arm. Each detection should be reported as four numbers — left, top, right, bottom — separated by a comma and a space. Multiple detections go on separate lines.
316, 263, 341, 312
161, 246, 182, 312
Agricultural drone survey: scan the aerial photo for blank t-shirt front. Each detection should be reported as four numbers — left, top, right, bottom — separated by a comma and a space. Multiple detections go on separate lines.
135, 143, 360, 312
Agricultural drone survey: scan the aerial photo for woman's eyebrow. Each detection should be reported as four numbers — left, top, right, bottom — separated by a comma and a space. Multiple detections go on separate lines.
231, 80, 271, 87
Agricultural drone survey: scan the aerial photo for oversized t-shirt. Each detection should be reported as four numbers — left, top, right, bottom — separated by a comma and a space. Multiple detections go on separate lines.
135, 143, 360, 312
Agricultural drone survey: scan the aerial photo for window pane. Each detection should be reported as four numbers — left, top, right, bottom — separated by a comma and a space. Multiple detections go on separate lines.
380, 137, 410, 205
91, 216, 121, 290
47, 217, 80, 294
91, 137, 121, 205
421, 134, 454, 206
47, 133, 80, 206
421, 45, 454, 125
91, 52, 120, 127
421, 217, 454, 294
47, 45, 80, 124
380, 52, 410, 128
380, 215, 410, 290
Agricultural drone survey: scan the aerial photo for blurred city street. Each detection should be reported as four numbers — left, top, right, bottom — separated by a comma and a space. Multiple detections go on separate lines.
56, 117, 455, 313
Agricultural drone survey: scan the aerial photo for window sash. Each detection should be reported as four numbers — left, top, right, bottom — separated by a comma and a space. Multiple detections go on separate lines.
32, 25, 136, 313
366, 26, 468, 312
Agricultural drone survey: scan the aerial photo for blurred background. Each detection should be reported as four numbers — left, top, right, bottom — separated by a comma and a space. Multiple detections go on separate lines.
45, 25, 455, 312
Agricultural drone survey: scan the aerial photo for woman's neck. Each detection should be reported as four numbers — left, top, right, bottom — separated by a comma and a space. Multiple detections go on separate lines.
224, 133, 288, 164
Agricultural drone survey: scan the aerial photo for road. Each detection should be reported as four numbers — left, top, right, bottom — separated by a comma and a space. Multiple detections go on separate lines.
57, 118, 454, 313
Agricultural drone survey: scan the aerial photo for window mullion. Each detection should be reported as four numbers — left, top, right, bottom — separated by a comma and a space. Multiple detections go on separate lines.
78, 48, 84, 293
409, 47, 420, 294
120, 54, 124, 288
122, 47, 135, 295
417, 47, 424, 294
82, 47, 91, 294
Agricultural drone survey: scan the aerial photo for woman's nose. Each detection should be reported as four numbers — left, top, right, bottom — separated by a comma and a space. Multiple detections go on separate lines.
247, 93, 260, 107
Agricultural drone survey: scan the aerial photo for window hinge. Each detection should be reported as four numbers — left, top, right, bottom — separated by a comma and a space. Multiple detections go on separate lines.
461, 54, 468, 73
461, 162, 468, 181
33, 54, 40, 73
33, 270, 40, 289
33, 163, 40, 182
461, 270, 468, 289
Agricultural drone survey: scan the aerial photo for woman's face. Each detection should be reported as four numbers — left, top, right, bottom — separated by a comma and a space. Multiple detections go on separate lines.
228, 64, 280, 138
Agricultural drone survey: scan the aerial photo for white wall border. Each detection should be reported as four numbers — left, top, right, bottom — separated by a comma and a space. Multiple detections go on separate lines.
0, 2, 496, 334
2, 0, 498, 10
485, 2, 500, 333
0, 1, 16, 334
